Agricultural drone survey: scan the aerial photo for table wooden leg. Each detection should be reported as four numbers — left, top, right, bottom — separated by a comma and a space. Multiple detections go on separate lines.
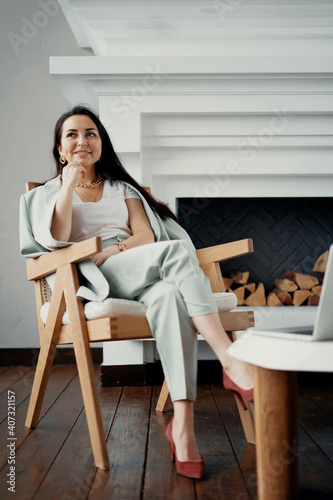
254, 367, 298, 500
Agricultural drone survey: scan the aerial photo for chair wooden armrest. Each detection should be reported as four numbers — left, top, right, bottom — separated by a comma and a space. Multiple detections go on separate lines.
195, 238, 253, 293
26, 237, 102, 281
196, 238, 253, 266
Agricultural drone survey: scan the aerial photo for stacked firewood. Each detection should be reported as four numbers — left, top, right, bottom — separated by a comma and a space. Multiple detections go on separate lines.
270, 271, 321, 306
224, 271, 266, 306
225, 250, 329, 307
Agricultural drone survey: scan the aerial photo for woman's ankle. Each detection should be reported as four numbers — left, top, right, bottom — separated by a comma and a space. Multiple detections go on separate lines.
223, 358, 254, 390
171, 425, 201, 461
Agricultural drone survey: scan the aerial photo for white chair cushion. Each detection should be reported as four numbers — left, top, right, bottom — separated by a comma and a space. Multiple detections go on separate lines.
40, 292, 237, 325
85, 297, 147, 320
214, 292, 237, 312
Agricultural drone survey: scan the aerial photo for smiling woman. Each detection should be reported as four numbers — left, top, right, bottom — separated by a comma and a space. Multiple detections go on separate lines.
20, 105, 254, 480
58, 115, 102, 178
51, 114, 105, 239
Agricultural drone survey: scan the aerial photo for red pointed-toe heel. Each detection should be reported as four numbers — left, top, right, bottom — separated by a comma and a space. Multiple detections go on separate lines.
222, 369, 254, 410
165, 419, 205, 480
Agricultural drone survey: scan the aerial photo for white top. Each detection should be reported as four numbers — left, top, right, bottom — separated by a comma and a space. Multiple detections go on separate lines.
69, 180, 141, 242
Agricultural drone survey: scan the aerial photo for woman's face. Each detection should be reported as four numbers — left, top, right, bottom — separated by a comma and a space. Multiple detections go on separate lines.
58, 114, 102, 169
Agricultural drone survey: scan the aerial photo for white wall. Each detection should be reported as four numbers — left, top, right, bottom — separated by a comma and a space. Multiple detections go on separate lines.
0, 0, 90, 348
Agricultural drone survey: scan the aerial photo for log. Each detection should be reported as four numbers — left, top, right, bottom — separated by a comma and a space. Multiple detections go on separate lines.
292, 289, 311, 307
244, 283, 266, 306
282, 270, 294, 282
272, 288, 293, 305
222, 277, 234, 290
274, 278, 298, 293
313, 250, 329, 274
267, 292, 283, 307
229, 286, 245, 305
229, 270, 250, 284
307, 294, 320, 306
311, 285, 322, 297
295, 273, 319, 290
283, 271, 319, 290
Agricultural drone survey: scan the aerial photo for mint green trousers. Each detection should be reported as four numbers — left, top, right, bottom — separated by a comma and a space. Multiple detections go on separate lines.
100, 239, 217, 402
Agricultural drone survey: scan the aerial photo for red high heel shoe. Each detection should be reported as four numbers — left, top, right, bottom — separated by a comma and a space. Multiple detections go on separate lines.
223, 369, 254, 410
165, 419, 205, 480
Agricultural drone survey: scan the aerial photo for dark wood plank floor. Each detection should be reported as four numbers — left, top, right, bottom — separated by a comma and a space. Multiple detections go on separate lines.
0, 366, 332, 500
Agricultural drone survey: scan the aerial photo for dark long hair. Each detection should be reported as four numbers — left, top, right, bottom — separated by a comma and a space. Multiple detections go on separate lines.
52, 105, 178, 222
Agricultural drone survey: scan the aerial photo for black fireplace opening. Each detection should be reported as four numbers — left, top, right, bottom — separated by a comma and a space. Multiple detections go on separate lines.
177, 197, 333, 291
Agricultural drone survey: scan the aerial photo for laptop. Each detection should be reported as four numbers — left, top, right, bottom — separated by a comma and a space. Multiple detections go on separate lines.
248, 244, 333, 341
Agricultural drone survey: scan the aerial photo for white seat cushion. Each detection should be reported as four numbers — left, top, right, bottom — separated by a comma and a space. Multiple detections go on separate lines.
85, 297, 147, 319
40, 292, 237, 325
213, 292, 237, 313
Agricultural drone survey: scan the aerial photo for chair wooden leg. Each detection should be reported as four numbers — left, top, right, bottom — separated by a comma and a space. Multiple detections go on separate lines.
235, 398, 256, 445
64, 264, 109, 470
231, 331, 256, 444
25, 272, 66, 429
156, 379, 170, 412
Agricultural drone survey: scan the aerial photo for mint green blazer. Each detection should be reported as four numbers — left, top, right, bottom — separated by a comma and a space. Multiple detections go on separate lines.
19, 176, 196, 301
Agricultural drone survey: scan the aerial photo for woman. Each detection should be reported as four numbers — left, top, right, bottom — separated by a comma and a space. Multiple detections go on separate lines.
20, 105, 253, 479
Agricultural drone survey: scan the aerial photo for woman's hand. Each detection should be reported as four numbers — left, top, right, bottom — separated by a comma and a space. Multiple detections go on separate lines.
51, 161, 86, 242
92, 199, 155, 267
91, 245, 120, 267
61, 161, 87, 189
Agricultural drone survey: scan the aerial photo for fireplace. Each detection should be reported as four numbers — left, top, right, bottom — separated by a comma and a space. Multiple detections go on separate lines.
177, 197, 333, 293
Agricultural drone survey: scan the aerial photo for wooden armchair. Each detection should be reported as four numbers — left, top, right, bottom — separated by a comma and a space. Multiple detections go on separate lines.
24, 183, 255, 470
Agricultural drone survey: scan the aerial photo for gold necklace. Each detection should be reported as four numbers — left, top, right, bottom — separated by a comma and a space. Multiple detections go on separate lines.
76, 173, 103, 188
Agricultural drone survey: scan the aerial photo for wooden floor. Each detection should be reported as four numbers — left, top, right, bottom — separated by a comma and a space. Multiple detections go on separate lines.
0, 365, 332, 500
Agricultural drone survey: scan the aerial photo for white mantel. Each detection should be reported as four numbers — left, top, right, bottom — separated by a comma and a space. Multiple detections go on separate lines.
52, 0, 333, 366
52, 1, 333, 211
51, 54, 333, 211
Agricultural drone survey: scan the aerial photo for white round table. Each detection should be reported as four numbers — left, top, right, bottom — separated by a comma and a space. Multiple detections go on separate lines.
227, 330, 333, 500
